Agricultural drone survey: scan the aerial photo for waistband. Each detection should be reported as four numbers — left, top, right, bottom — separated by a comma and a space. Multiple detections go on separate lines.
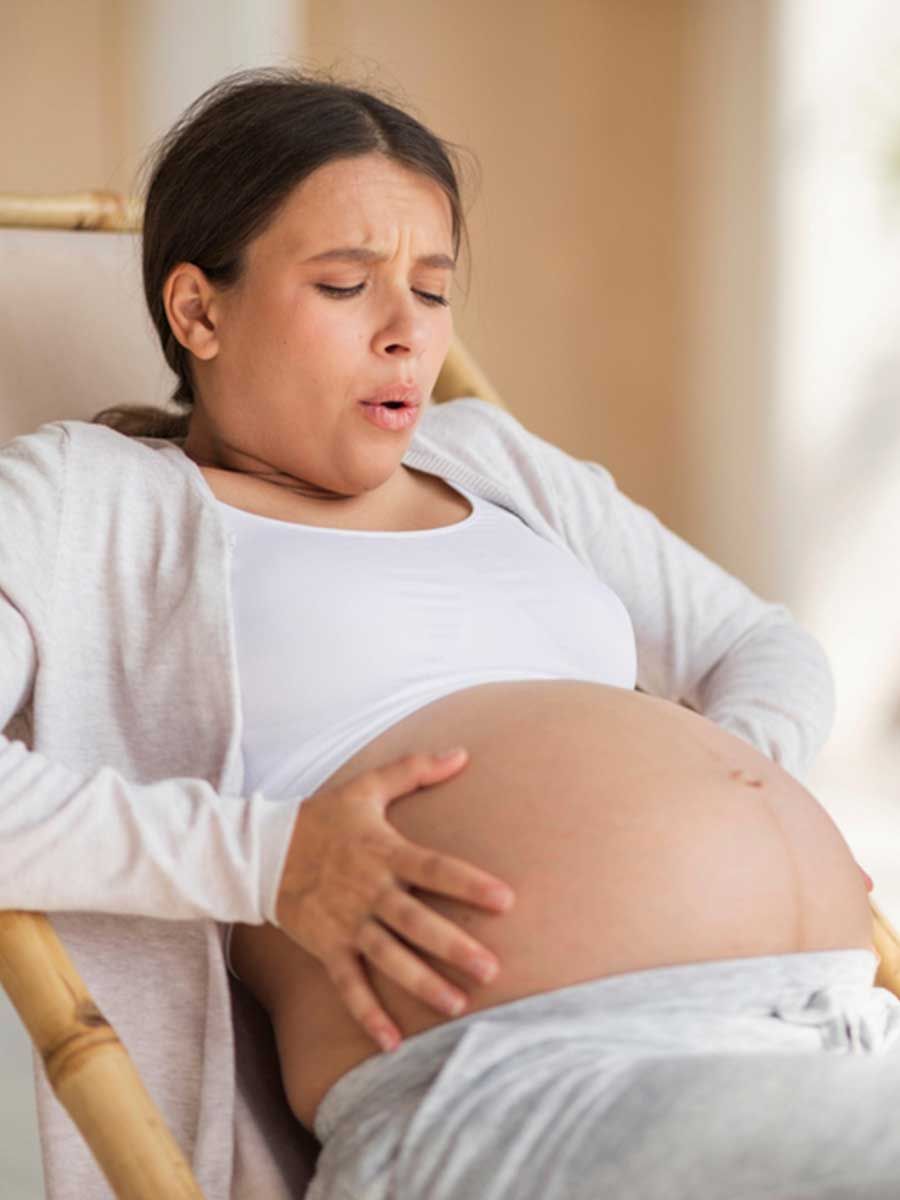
314, 948, 879, 1142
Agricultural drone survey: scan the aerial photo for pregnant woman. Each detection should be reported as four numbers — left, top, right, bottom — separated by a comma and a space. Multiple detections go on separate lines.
2, 66, 896, 1200
164, 68, 893, 1198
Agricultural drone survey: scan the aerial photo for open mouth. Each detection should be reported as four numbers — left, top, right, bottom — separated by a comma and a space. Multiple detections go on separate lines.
360, 399, 418, 411
358, 398, 420, 430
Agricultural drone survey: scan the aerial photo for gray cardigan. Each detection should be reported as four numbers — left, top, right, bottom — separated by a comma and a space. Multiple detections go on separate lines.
0, 398, 834, 1198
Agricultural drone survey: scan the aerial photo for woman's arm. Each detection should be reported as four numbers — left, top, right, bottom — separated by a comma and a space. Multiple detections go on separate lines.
0, 616, 299, 922
0, 422, 295, 921
579, 480, 834, 781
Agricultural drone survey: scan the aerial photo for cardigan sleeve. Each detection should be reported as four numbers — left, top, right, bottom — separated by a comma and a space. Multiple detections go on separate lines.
480, 409, 834, 781
581, 481, 834, 780
0, 731, 300, 923
0, 424, 299, 924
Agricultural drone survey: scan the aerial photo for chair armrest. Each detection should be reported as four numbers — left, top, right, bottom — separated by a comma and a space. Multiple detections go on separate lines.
871, 898, 900, 997
0, 910, 205, 1200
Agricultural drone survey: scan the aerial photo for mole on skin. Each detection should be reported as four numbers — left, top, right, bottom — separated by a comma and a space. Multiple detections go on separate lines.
730, 768, 764, 788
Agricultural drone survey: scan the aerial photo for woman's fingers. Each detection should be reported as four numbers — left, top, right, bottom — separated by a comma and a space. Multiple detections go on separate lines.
323, 947, 402, 1053
355, 918, 469, 1017
389, 841, 515, 912
373, 887, 500, 985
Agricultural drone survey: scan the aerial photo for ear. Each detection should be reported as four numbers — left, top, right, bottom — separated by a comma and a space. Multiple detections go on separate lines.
163, 263, 222, 361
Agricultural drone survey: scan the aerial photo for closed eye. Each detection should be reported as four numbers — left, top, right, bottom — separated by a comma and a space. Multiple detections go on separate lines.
316, 283, 450, 307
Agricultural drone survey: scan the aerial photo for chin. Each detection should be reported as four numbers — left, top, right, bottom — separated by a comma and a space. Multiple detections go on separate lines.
339, 453, 407, 497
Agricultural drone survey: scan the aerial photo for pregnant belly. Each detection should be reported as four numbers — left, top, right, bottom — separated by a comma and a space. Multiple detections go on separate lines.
230, 680, 872, 1131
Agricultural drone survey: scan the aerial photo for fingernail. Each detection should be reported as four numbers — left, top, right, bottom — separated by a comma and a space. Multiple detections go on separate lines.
375, 1026, 400, 1053
436, 746, 466, 760
441, 992, 466, 1016
472, 958, 498, 983
489, 887, 514, 910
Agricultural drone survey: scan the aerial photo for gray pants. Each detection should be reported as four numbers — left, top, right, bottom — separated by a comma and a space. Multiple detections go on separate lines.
306, 950, 900, 1199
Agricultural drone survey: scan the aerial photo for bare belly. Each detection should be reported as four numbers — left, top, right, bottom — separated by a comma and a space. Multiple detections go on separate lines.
230, 680, 872, 1132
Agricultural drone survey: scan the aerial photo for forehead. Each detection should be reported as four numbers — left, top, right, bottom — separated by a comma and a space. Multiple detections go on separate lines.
261, 154, 454, 258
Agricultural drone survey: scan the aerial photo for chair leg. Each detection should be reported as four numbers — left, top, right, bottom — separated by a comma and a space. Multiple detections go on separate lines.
0, 910, 205, 1200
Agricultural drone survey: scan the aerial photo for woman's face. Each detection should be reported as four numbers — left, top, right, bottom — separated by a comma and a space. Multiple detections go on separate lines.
173, 152, 456, 500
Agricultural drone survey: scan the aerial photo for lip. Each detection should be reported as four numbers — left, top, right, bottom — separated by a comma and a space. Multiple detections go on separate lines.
357, 383, 422, 407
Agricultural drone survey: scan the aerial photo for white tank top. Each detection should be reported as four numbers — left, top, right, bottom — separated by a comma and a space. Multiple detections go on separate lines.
219, 479, 637, 801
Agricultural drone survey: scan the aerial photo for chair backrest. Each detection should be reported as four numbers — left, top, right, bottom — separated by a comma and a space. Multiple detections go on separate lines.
0, 225, 175, 441
0, 190, 502, 445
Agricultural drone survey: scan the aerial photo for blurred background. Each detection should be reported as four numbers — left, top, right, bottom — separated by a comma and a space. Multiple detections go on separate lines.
4, 0, 900, 1194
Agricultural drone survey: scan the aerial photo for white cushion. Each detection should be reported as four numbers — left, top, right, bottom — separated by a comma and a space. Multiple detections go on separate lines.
0, 228, 177, 443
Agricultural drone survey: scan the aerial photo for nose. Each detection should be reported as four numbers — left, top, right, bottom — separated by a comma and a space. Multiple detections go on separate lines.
372, 292, 430, 359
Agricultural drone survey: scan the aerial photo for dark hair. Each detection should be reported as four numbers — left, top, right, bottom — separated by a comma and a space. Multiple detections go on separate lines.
92, 66, 475, 440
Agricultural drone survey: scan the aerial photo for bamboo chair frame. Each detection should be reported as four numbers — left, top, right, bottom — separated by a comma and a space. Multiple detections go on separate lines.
1, 190, 898, 1200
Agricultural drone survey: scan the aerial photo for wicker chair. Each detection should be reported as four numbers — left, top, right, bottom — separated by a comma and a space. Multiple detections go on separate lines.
0, 191, 897, 1200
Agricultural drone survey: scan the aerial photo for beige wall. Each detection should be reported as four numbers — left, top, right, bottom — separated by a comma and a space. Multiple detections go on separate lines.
2, 0, 700, 534
1, 1, 122, 193
679, 0, 776, 595
1, 1, 302, 195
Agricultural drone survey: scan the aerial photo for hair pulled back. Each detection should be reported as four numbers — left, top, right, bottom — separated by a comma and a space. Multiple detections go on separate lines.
92, 66, 472, 440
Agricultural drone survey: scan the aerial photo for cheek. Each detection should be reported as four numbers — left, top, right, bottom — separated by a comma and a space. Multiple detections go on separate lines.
228, 295, 291, 371
431, 316, 454, 362
268, 308, 366, 403
292, 303, 362, 360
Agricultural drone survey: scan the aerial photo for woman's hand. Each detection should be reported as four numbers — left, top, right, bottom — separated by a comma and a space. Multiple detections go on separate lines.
274, 747, 514, 1053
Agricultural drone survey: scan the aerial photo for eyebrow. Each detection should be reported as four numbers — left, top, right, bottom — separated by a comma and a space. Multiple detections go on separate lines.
303, 246, 456, 270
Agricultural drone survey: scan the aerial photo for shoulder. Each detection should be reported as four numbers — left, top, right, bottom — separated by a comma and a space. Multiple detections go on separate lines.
418, 396, 524, 440
2, 418, 168, 468
59, 418, 174, 464
1, 420, 208, 534
0, 419, 70, 467
415, 396, 615, 493
0, 421, 74, 518
414, 396, 545, 470
19, 419, 197, 489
